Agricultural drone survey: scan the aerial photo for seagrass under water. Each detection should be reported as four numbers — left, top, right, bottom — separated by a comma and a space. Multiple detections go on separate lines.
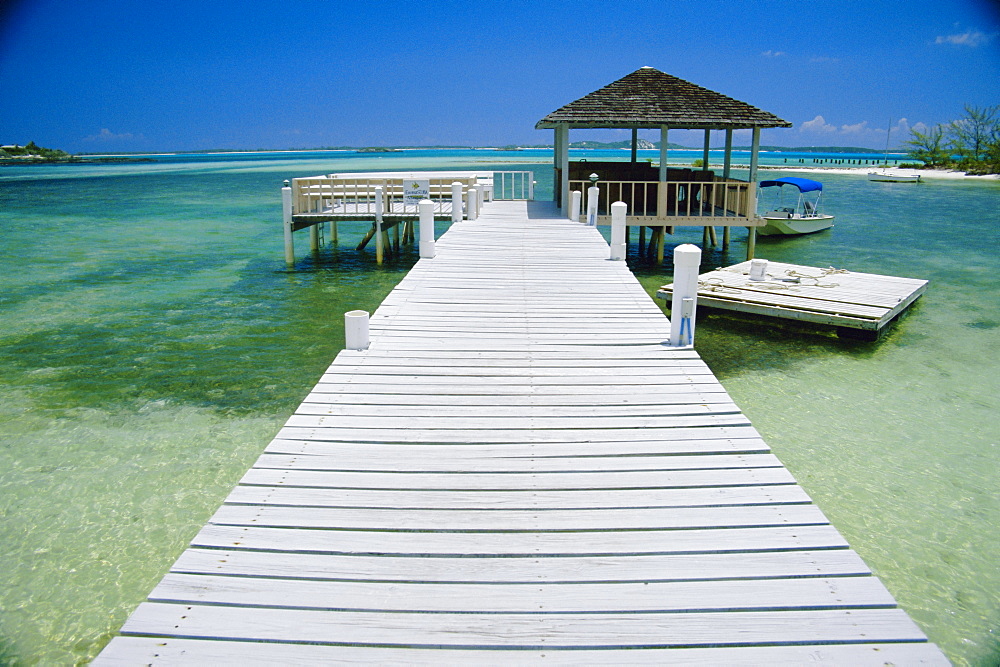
0, 150, 997, 664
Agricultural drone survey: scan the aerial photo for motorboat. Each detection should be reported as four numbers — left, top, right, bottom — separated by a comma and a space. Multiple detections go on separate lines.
758, 177, 835, 236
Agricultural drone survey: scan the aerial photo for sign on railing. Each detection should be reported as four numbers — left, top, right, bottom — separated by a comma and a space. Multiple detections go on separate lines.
403, 180, 430, 205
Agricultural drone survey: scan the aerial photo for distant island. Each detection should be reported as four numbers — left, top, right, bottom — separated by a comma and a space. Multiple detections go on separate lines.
1, 142, 155, 165
1, 141, 71, 162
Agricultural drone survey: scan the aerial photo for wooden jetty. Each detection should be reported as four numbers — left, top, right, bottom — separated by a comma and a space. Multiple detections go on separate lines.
657, 260, 928, 339
95, 200, 945, 664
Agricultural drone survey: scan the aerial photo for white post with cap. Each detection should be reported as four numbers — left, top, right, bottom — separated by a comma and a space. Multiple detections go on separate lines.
282, 181, 294, 266
374, 185, 384, 265
569, 190, 582, 222
669, 244, 702, 347
451, 182, 463, 222
586, 185, 599, 227
610, 201, 627, 260
344, 310, 370, 350
419, 199, 436, 258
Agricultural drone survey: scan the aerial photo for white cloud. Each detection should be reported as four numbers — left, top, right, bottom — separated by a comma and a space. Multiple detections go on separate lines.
800, 115, 838, 133
761, 50, 786, 57
83, 128, 141, 142
797, 116, 919, 147
935, 29, 995, 46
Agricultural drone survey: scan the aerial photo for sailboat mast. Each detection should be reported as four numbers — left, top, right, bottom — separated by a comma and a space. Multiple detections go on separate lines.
883, 118, 892, 166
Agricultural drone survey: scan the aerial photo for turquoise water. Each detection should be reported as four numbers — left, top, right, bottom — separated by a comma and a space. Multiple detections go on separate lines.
0, 152, 997, 665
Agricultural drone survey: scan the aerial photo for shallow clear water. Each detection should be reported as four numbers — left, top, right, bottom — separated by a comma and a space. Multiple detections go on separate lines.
0, 153, 997, 665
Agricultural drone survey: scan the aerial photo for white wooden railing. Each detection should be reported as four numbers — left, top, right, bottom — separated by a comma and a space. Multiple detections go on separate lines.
292, 171, 533, 216
568, 178, 755, 224
292, 176, 477, 216
493, 171, 534, 200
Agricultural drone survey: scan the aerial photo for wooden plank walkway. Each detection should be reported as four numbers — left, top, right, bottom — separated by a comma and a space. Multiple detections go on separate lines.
95, 201, 946, 664
658, 260, 928, 336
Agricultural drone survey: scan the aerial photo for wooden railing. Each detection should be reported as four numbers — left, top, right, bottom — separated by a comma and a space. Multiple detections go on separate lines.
493, 171, 534, 200
291, 176, 477, 216
569, 177, 757, 225
291, 171, 533, 216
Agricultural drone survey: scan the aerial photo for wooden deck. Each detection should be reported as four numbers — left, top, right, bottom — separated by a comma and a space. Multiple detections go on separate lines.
95, 201, 946, 664
658, 260, 928, 337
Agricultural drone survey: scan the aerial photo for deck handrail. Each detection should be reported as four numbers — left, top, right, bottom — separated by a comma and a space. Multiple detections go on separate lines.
569, 178, 757, 224
291, 176, 476, 216
493, 171, 534, 200
291, 171, 533, 215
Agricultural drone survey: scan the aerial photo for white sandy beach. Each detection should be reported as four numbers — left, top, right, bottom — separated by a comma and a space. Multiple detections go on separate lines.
757, 164, 1000, 180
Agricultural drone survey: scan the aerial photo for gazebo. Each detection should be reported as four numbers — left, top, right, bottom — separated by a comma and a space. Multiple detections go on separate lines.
535, 66, 791, 260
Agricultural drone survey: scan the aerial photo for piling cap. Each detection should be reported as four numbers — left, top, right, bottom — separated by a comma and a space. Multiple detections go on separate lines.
673, 243, 702, 267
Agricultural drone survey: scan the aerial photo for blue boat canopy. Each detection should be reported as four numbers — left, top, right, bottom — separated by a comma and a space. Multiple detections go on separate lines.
759, 177, 823, 192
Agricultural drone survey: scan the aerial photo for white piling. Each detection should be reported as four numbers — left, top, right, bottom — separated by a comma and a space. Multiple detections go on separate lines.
569, 190, 582, 221
466, 187, 478, 220
451, 181, 463, 222
475, 184, 485, 212
669, 244, 702, 347
282, 182, 294, 266
309, 222, 320, 252
419, 199, 436, 258
344, 310, 370, 350
374, 186, 384, 265
586, 186, 600, 226
610, 201, 627, 260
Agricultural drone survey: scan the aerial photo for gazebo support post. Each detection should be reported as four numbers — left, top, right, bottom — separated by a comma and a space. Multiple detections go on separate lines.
659, 126, 669, 222
555, 124, 570, 210
631, 128, 639, 163
702, 129, 715, 248
746, 127, 761, 260
723, 129, 733, 250
723, 128, 733, 180
659, 126, 669, 181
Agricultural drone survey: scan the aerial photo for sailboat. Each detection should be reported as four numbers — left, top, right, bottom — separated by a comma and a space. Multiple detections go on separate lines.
868, 119, 923, 183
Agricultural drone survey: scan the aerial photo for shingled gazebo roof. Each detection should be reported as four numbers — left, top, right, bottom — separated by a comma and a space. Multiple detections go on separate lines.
535, 66, 791, 130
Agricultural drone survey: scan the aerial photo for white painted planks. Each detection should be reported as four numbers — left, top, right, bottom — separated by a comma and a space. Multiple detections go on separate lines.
95, 199, 945, 665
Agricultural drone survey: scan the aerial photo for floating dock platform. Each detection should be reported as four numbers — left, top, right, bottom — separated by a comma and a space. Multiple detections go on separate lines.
96, 201, 945, 664
658, 260, 928, 339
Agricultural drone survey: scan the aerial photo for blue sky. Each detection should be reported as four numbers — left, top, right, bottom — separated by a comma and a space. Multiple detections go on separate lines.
1, 0, 997, 153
